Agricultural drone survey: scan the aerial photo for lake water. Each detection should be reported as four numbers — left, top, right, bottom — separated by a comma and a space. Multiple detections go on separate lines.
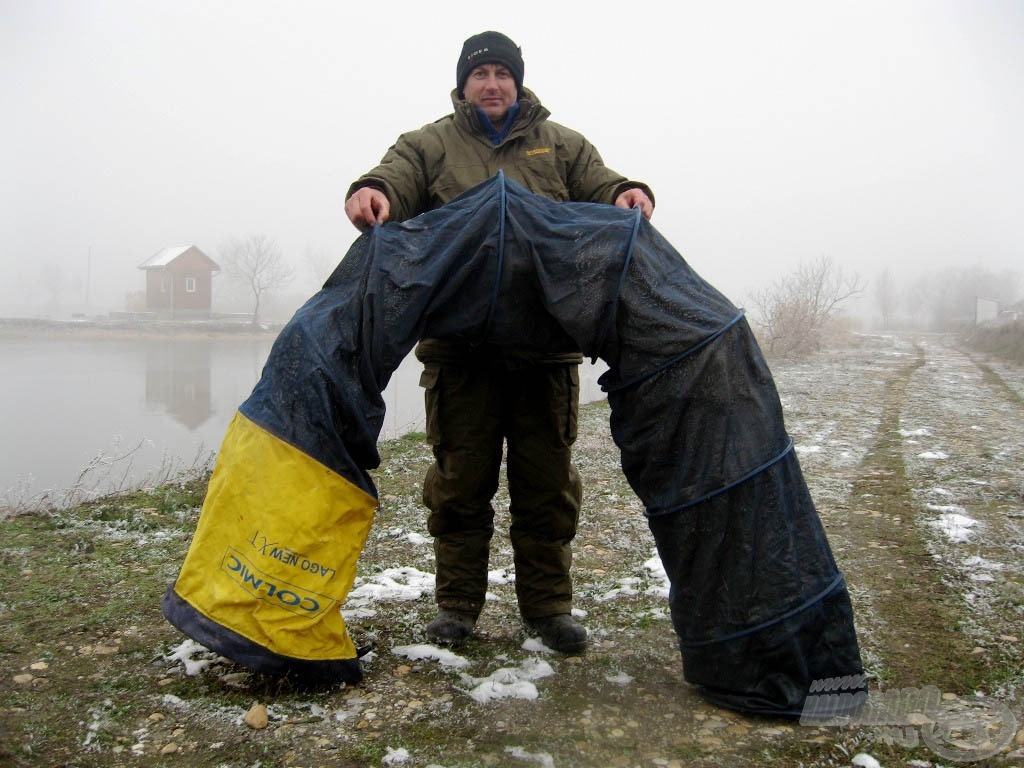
0, 334, 608, 508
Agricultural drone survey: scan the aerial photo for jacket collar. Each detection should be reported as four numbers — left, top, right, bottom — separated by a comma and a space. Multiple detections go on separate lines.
450, 86, 550, 144
476, 102, 520, 145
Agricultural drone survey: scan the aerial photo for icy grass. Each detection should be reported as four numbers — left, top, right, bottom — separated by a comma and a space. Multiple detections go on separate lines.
3, 333, 1023, 767
786, 335, 1024, 697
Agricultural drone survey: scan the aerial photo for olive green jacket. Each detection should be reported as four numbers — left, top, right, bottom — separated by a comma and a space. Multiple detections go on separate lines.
349, 87, 654, 365
347, 87, 654, 222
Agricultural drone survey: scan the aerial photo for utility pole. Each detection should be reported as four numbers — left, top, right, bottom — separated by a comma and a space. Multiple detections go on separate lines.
86, 246, 92, 310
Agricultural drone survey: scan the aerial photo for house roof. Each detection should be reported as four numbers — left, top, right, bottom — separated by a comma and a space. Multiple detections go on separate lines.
139, 245, 220, 271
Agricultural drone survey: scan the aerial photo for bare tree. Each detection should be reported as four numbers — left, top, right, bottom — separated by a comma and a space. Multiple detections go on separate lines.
748, 255, 865, 358
39, 262, 66, 307
301, 244, 337, 290
875, 267, 897, 330
220, 235, 295, 324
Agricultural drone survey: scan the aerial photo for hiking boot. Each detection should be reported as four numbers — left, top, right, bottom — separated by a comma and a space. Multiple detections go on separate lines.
525, 614, 588, 654
426, 610, 477, 648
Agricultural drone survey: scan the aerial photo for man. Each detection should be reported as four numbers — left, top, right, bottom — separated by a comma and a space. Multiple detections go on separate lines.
345, 31, 654, 653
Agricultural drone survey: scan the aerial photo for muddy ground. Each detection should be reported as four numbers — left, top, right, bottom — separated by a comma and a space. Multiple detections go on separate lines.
1, 332, 1023, 767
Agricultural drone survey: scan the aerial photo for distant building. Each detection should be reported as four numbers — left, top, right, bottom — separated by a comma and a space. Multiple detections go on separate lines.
138, 245, 220, 319
975, 296, 999, 325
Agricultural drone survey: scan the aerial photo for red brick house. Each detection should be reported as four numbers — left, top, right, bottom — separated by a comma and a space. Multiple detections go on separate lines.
139, 245, 220, 319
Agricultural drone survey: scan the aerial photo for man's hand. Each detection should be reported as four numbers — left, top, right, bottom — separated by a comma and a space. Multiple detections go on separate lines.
615, 188, 654, 219
345, 187, 391, 230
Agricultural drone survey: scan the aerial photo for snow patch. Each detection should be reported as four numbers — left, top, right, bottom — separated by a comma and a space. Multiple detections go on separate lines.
596, 576, 640, 602
392, 644, 470, 669
488, 567, 514, 585
963, 555, 1005, 571
521, 637, 553, 654
926, 503, 967, 514
927, 509, 979, 543
851, 754, 881, 768
382, 746, 410, 765
605, 671, 633, 685
373, 526, 427, 545
643, 552, 670, 598
166, 639, 218, 676
597, 551, 670, 601
505, 745, 555, 768
964, 555, 1005, 582
917, 450, 949, 460
458, 658, 554, 703
343, 566, 435, 618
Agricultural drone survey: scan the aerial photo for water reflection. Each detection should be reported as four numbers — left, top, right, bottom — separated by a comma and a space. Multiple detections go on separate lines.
145, 342, 213, 430
0, 334, 276, 507
1, 332, 606, 509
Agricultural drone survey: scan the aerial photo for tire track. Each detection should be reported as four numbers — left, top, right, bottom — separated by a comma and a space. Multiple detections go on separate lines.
839, 337, 1022, 694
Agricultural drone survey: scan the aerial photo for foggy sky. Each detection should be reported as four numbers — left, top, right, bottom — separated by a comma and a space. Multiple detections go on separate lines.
2, 0, 1022, 319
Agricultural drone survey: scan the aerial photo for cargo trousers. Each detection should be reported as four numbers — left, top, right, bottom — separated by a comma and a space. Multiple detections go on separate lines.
418, 352, 583, 621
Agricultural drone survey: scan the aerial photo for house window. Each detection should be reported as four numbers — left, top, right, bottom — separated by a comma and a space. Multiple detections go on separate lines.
185, 277, 197, 293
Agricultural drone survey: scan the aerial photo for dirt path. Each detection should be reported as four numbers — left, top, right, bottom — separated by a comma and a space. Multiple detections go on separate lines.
2, 333, 1022, 767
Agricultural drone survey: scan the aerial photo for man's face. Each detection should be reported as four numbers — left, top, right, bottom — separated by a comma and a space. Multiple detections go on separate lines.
463, 63, 518, 124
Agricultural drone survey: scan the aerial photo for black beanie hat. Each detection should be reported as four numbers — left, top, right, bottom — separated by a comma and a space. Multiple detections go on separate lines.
456, 31, 524, 97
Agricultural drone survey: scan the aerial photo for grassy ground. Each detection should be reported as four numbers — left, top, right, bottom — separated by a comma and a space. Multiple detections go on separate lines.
1, 331, 1023, 767
964, 321, 1024, 366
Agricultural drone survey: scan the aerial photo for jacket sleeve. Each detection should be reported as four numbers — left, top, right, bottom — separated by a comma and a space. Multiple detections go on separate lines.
346, 131, 432, 223
562, 129, 655, 208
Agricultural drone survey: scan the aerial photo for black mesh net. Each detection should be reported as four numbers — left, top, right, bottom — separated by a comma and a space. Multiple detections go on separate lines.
174, 172, 865, 716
